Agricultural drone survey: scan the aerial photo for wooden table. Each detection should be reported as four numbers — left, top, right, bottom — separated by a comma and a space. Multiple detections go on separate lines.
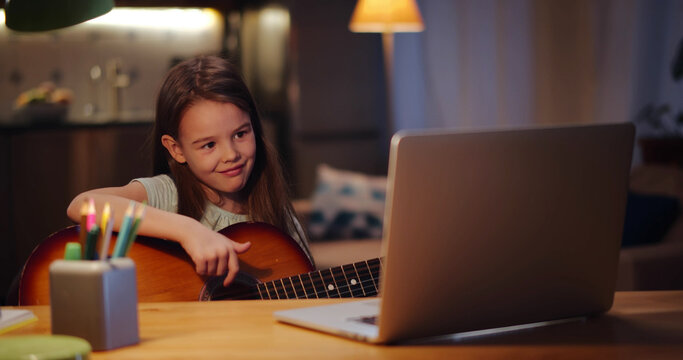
2, 291, 683, 359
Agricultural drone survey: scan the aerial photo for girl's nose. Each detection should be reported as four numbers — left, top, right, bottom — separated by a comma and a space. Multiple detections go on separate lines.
221, 143, 239, 163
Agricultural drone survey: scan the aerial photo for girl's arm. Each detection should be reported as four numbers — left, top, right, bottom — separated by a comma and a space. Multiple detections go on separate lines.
66, 182, 251, 286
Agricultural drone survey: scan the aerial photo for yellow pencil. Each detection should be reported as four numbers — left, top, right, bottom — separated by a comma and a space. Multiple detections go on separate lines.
100, 202, 110, 233
97, 202, 111, 258
100, 207, 115, 261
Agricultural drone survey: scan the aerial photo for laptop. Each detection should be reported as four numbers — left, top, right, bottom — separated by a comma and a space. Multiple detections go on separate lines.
275, 123, 635, 344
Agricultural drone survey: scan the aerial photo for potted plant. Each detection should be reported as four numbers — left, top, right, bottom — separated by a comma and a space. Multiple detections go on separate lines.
636, 37, 683, 167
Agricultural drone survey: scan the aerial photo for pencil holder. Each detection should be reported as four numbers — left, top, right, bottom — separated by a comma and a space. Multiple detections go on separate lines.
49, 258, 139, 351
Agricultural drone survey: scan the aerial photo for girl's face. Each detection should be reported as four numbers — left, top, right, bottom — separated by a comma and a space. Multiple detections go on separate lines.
162, 100, 256, 205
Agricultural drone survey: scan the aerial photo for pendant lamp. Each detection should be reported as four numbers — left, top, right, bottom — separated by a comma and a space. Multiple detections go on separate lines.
4, 0, 114, 32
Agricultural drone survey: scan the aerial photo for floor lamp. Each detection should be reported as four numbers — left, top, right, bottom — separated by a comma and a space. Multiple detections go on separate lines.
349, 0, 424, 151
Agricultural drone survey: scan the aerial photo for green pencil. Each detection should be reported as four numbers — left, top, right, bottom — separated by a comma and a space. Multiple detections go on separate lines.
124, 203, 146, 256
84, 224, 100, 260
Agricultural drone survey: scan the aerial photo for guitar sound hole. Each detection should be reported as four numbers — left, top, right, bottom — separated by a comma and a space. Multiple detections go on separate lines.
199, 273, 261, 301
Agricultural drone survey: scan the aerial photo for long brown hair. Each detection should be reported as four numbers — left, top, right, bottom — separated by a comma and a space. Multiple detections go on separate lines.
153, 55, 298, 235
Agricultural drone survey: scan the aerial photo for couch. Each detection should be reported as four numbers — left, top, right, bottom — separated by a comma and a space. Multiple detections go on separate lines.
299, 165, 683, 291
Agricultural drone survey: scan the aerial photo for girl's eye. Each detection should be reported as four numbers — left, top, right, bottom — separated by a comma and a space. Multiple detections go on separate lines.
234, 128, 250, 139
201, 141, 216, 149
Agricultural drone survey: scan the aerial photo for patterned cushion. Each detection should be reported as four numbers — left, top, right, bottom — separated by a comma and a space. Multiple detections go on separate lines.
308, 164, 387, 240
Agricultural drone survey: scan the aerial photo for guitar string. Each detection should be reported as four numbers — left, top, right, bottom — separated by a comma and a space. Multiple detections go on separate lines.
350, 262, 366, 297
274, 278, 287, 298
321, 268, 342, 297
342, 263, 370, 297
336, 272, 363, 297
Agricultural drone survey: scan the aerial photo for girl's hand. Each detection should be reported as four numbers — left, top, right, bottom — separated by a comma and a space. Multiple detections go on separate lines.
179, 223, 252, 287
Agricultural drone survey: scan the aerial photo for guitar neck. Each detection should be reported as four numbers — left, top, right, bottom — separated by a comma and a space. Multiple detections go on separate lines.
257, 258, 383, 300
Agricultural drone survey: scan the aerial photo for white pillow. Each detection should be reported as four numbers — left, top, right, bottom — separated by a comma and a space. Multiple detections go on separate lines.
308, 164, 387, 240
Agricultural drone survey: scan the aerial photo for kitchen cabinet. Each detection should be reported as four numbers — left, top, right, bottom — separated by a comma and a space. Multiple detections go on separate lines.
0, 122, 153, 304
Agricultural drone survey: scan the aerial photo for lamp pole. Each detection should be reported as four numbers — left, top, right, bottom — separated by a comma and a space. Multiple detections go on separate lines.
382, 32, 395, 160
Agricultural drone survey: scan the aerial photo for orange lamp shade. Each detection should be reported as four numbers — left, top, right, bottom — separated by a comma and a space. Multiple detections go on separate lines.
349, 0, 425, 33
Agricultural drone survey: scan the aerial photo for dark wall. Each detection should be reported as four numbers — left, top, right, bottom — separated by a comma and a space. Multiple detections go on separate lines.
287, 0, 389, 197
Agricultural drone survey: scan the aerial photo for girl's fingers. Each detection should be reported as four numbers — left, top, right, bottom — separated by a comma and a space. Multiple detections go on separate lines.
195, 258, 207, 275
187, 235, 252, 282
223, 248, 240, 287
206, 257, 218, 275
216, 253, 229, 276
233, 241, 252, 254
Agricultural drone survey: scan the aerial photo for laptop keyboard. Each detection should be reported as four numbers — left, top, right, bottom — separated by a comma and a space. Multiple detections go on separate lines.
352, 315, 378, 325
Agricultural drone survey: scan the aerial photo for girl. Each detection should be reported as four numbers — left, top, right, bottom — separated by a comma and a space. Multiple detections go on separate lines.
67, 55, 312, 287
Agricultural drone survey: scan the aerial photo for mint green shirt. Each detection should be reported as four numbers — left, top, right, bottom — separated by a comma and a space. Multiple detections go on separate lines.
133, 174, 312, 264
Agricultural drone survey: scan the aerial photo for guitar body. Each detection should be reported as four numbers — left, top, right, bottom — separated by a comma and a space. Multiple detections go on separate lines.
18, 222, 314, 305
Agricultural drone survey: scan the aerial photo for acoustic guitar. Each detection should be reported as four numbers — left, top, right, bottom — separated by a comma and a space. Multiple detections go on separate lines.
18, 222, 382, 305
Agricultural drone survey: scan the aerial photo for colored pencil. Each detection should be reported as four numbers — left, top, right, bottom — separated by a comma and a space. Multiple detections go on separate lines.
64, 242, 82, 260
78, 200, 89, 258
112, 201, 135, 258
97, 202, 110, 256
124, 203, 146, 256
100, 202, 111, 235
84, 224, 100, 260
99, 203, 114, 261
86, 197, 97, 232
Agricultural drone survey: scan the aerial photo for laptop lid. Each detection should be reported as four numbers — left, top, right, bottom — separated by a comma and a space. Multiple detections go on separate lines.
376, 122, 634, 343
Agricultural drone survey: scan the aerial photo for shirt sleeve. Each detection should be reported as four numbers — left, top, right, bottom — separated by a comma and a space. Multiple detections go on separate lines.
131, 174, 178, 213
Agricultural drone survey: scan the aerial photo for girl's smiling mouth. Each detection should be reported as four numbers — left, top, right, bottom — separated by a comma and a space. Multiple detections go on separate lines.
219, 164, 244, 177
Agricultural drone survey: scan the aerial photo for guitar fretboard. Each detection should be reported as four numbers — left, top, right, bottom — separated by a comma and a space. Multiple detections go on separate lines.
257, 258, 383, 299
